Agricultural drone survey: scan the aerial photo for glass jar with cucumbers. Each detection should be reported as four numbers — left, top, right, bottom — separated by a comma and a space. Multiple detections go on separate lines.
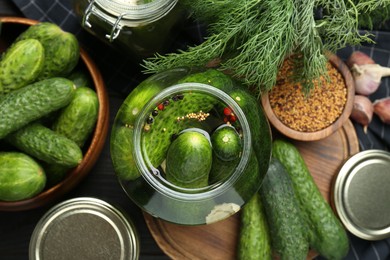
110, 67, 272, 225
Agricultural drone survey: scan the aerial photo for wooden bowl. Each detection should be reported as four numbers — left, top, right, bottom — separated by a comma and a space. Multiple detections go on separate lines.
0, 17, 110, 211
261, 54, 354, 141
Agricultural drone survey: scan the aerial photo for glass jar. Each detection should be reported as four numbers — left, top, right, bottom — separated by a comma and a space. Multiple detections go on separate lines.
72, 0, 187, 60
110, 67, 272, 225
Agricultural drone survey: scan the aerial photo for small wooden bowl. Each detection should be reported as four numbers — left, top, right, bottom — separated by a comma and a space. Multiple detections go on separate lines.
261, 54, 354, 141
0, 17, 110, 211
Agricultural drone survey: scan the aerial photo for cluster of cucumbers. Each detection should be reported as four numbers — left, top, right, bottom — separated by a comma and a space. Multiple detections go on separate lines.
238, 139, 350, 260
0, 22, 99, 202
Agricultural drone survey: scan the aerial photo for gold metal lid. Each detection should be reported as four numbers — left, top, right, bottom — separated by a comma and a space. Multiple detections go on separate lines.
333, 150, 390, 240
29, 197, 139, 260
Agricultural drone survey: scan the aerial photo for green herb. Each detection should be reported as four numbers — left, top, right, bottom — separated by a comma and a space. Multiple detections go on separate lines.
143, 0, 390, 95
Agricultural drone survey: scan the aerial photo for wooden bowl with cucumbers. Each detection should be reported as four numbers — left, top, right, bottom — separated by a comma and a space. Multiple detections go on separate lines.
0, 17, 109, 211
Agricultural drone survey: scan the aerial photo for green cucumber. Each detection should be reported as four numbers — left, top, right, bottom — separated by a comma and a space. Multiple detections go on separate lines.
6, 123, 83, 167
41, 163, 70, 188
17, 22, 79, 79
209, 125, 242, 183
52, 87, 99, 147
177, 68, 235, 89
259, 157, 309, 259
0, 152, 46, 201
143, 91, 216, 167
272, 139, 349, 260
0, 77, 75, 139
238, 193, 272, 260
211, 124, 241, 161
67, 70, 92, 88
111, 82, 164, 181
209, 155, 238, 183
0, 39, 44, 95
228, 88, 271, 181
166, 131, 212, 188
111, 126, 139, 181
44, 87, 98, 185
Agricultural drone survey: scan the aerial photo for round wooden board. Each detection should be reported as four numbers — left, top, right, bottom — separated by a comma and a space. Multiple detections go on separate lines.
143, 119, 360, 260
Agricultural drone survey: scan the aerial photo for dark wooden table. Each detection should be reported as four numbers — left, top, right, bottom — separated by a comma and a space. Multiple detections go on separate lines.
0, 1, 169, 259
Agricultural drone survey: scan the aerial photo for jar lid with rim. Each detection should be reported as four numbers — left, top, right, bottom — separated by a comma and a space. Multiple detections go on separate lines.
93, 0, 178, 22
29, 197, 139, 260
332, 150, 390, 240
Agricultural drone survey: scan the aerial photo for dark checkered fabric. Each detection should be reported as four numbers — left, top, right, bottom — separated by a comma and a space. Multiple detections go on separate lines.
11, 1, 390, 259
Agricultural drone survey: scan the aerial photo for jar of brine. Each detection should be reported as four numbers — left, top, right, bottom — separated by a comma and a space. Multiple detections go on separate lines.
110, 67, 272, 225
72, 0, 187, 59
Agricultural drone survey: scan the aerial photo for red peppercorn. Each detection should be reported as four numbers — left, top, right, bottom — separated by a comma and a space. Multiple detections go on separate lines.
229, 114, 237, 123
223, 107, 232, 116
157, 103, 164, 110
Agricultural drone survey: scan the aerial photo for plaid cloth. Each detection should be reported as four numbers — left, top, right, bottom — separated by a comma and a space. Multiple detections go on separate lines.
11, 1, 390, 259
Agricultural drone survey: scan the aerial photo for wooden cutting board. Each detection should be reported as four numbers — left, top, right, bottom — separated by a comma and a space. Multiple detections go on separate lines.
144, 119, 360, 260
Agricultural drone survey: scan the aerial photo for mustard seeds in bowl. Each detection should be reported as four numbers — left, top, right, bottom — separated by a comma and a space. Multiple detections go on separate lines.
261, 53, 355, 141
269, 58, 347, 132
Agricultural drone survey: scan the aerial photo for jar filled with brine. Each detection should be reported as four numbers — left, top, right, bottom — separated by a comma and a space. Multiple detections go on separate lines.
110, 68, 272, 225
72, 0, 187, 59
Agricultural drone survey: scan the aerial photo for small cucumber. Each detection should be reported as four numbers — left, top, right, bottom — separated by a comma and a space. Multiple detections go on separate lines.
211, 124, 241, 161
228, 88, 271, 181
0, 152, 46, 201
209, 155, 238, 183
111, 81, 163, 181
67, 70, 92, 88
110, 126, 139, 181
41, 162, 70, 188
260, 157, 309, 259
209, 125, 241, 183
177, 68, 235, 90
272, 139, 349, 260
238, 193, 272, 260
52, 87, 99, 147
0, 77, 75, 139
166, 131, 212, 188
17, 22, 79, 79
143, 91, 216, 167
0, 39, 44, 95
6, 123, 83, 167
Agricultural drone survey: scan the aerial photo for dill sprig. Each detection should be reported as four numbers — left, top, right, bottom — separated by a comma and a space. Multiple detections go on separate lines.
142, 0, 390, 94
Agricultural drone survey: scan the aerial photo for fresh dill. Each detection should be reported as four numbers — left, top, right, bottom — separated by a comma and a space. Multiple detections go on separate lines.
142, 0, 390, 95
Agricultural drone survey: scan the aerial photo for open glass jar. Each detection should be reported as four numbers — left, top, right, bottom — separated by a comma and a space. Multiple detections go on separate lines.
110, 68, 272, 225
72, 0, 187, 59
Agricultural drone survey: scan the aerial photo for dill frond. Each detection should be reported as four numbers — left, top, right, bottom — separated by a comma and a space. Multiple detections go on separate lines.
142, 0, 390, 94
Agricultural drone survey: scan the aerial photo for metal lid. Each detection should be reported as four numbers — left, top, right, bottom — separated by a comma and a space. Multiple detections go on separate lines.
333, 150, 390, 240
82, 0, 178, 41
29, 197, 139, 260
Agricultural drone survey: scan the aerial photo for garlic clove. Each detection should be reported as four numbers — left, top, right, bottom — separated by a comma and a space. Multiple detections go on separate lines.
373, 97, 390, 124
347, 51, 390, 96
350, 95, 374, 133
351, 64, 383, 95
346, 51, 375, 68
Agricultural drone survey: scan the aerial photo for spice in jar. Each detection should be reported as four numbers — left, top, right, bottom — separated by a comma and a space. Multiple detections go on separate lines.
269, 58, 347, 132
